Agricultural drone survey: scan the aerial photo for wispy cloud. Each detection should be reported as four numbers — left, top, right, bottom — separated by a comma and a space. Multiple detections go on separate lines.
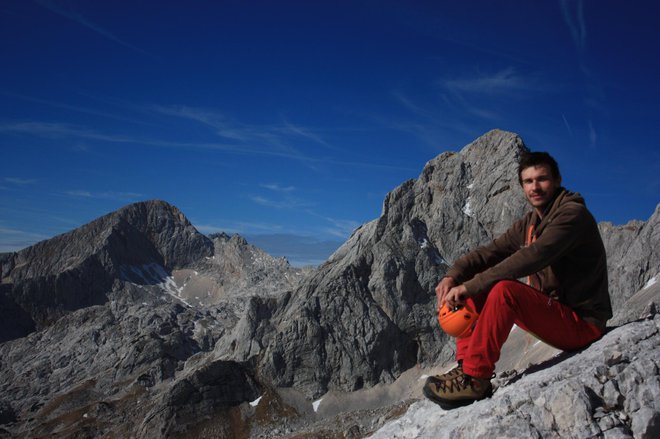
321, 218, 361, 239
0, 118, 412, 172
0, 91, 156, 126
390, 91, 436, 121
388, 90, 495, 145
65, 190, 93, 198
0, 120, 259, 154
280, 119, 334, 149
561, 114, 574, 138
150, 104, 334, 151
443, 68, 533, 96
261, 183, 296, 193
0, 121, 137, 143
396, 67, 541, 135
248, 183, 360, 238
560, 0, 587, 53
150, 105, 244, 140
588, 120, 597, 147
560, 0, 604, 149
65, 190, 143, 201
194, 214, 358, 241
4, 177, 37, 185
0, 225, 49, 252
250, 195, 314, 210
303, 209, 361, 239
35, 0, 154, 58
194, 221, 286, 236
149, 105, 332, 167
443, 91, 500, 120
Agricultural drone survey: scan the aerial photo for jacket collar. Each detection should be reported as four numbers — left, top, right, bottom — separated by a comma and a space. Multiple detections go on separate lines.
530, 187, 569, 233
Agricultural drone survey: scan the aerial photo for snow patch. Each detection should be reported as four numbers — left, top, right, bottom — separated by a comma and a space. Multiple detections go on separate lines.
249, 396, 262, 407
120, 263, 192, 307
312, 398, 323, 412
643, 275, 657, 289
462, 198, 474, 218
418, 238, 448, 265
467, 182, 474, 189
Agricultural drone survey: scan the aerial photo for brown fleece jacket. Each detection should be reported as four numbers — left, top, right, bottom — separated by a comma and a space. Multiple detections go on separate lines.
445, 188, 613, 328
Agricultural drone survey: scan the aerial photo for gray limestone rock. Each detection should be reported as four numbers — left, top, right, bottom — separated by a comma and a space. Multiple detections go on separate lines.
0, 200, 213, 341
239, 129, 530, 398
0, 280, 251, 438
0, 199, 305, 438
200, 233, 308, 301
137, 358, 261, 438
1, 129, 658, 438
600, 204, 660, 311
220, 129, 659, 400
371, 314, 660, 439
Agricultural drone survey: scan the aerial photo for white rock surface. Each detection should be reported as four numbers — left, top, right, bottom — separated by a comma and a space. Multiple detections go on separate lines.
370, 315, 660, 439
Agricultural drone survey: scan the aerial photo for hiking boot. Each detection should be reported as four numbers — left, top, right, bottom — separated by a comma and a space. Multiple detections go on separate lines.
423, 360, 463, 390
436, 360, 463, 381
423, 372, 492, 410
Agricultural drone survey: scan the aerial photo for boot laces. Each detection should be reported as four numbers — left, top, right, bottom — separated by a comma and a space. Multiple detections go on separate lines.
437, 373, 473, 394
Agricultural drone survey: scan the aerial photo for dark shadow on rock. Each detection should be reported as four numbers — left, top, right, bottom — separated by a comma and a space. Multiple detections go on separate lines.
0, 284, 35, 343
498, 350, 578, 387
496, 320, 650, 388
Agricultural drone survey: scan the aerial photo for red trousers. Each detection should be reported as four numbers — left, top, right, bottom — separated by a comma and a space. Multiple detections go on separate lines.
457, 280, 603, 380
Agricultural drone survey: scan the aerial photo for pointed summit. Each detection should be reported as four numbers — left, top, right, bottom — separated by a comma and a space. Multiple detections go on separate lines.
0, 200, 212, 341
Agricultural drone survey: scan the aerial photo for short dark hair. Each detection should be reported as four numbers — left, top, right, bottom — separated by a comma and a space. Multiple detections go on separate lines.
518, 151, 561, 185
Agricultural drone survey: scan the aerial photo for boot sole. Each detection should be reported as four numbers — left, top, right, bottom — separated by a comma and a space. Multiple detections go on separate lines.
422, 382, 493, 410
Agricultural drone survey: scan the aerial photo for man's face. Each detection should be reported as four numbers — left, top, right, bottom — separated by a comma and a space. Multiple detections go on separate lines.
520, 164, 562, 213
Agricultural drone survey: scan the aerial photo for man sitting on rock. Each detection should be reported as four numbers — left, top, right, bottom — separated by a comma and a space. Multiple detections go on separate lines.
424, 151, 612, 409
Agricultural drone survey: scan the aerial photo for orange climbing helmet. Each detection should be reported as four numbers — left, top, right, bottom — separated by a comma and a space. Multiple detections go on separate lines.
438, 302, 479, 338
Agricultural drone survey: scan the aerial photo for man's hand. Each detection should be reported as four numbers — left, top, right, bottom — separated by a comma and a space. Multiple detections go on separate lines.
435, 277, 456, 309
444, 285, 469, 309
436, 277, 471, 309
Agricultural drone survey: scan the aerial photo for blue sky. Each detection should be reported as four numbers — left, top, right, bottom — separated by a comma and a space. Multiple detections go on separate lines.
1, 1, 659, 264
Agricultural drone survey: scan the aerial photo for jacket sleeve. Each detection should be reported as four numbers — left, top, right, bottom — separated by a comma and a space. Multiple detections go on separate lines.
446, 216, 527, 285
462, 203, 588, 295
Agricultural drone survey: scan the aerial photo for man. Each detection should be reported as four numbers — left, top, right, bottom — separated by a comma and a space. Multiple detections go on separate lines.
423, 151, 612, 409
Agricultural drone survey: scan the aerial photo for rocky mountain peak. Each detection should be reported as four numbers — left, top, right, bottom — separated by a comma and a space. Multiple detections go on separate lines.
219, 129, 532, 399
0, 130, 657, 438
0, 199, 213, 341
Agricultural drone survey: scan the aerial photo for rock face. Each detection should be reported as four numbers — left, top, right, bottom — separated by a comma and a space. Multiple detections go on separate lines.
371, 302, 660, 439
0, 201, 304, 438
0, 129, 658, 438
202, 233, 310, 300
216, 129, 530, 398
600, 205, 660, 311
0, 200, 213, 341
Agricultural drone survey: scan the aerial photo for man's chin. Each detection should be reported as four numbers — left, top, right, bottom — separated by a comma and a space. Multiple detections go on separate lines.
528, 198, 548, 209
